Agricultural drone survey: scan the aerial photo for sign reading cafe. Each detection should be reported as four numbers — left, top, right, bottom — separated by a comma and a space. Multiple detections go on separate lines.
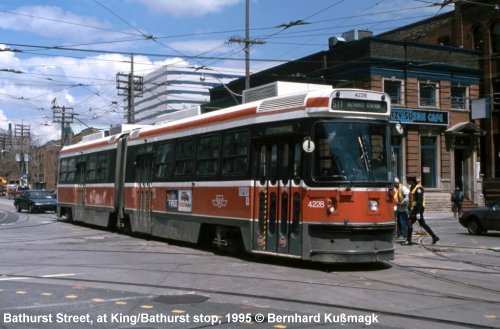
390, 108, 449, 126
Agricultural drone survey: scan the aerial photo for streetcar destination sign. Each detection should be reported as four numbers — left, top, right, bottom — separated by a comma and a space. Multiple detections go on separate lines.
331, 99, 387, 113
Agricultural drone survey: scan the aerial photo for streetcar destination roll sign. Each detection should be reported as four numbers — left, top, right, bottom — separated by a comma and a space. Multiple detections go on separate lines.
331, 99, 387, 113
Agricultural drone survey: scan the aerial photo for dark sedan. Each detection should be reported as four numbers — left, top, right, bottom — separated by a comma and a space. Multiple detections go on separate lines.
14, 190, 57, 213
459, 198, 500, 235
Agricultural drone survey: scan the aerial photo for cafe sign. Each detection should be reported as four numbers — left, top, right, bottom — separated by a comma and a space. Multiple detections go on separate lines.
390, 108, 448, 126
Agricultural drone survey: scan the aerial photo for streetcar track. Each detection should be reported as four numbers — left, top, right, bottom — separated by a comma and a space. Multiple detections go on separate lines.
1, 257, 499, 307
385, 238, 500, 297
0, 272, 492, 329
421, 243, 500, 272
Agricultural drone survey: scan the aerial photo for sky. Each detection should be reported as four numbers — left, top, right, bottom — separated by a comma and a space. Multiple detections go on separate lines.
0, 0, 453, 144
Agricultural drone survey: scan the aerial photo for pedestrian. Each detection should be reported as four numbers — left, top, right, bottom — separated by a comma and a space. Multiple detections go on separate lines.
402, 175, 440, 245
397, 185, 410, 240
451, 186, 464, 219
393, 177, 402, 237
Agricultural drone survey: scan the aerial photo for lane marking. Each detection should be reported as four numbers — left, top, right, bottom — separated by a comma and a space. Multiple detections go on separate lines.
42, 273, 79, 278
0, 277, 30, 281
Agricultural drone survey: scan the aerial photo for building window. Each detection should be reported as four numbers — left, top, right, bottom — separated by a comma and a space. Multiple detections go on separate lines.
451, 85, 468, 110
383, 79, 404, 105
473, 25, 486, 52
438, 35, 450, 46
494, 78, 500, 110
491, 22, 500, 54
419, 81, 439, 108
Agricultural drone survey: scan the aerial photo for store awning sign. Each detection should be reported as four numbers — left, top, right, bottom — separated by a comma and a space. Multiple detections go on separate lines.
390, 108, 448, 126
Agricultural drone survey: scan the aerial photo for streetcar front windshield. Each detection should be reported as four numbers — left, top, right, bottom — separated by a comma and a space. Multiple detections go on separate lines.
313, 121, 390, 183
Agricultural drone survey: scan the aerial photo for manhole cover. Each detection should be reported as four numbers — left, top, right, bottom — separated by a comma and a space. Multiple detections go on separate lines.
153, 294, 209, 304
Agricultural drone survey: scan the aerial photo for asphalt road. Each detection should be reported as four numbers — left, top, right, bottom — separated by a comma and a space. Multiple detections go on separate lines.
1, 196, 499, 329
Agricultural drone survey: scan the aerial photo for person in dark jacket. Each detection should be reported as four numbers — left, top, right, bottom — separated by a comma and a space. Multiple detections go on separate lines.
451, 186, 464, 219
402, 175, 440, 245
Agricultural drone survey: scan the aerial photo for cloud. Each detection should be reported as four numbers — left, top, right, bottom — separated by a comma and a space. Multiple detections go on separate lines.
0, 109, 10, 131
0, 45, 193, 143
0, 6, 137, 43
135, 0, 240, 17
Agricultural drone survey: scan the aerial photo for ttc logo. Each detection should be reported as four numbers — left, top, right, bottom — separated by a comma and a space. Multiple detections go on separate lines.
212, 195, 228, 208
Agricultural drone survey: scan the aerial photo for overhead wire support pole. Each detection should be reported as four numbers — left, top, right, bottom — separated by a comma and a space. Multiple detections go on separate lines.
245, 0, 250, 90
227, 0, 265, 90
129, 54, 135, 124
52, 100, 74, 147
116, 54, 143, 124
14, 122, 30, 185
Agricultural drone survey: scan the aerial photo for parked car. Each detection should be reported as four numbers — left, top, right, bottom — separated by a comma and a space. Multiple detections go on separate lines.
8, 185, 29, 199
14, 190, 57, 213
459, 198, 500, 235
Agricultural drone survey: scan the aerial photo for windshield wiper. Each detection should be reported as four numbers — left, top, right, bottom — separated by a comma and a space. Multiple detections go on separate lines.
347, 130, 374, 189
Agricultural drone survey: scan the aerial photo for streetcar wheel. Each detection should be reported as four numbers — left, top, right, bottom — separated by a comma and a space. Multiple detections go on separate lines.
467, 218, 484, 235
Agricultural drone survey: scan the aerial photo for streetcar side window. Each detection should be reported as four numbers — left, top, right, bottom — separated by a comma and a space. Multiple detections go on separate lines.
58, 157, 76, 183
87, 155, 97, 182
67, 158, 76, 182
197, 134, 220, 176
96, 154, 108, 182
155, 142, 175, 179
222, 130, 249, 175
175, 138, 194, 177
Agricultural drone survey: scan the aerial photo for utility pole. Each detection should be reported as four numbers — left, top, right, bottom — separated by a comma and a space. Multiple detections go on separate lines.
116, 54, 143, 124
52, 100, 74, 147
227, 0, 265, 90
14, 122, 30, 185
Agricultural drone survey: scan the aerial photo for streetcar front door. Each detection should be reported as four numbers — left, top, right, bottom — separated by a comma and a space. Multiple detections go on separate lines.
74, 161, 86, 222
254, 140, 302, 256
135, 154, 153, 233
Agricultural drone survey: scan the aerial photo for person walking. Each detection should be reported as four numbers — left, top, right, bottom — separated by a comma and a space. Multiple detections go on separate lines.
393, 177, 402, 238
397, 185, 410, 240
402, 175, 440, 245
451, 186, 464, 219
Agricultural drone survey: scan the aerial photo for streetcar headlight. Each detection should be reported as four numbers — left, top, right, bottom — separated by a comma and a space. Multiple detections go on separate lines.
369, 200, 379, 212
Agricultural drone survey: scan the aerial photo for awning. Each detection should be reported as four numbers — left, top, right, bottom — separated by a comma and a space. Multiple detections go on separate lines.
445, 121, 485, 136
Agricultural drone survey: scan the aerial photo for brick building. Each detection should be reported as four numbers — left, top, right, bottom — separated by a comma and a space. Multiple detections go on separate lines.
379, 0, 500, 202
